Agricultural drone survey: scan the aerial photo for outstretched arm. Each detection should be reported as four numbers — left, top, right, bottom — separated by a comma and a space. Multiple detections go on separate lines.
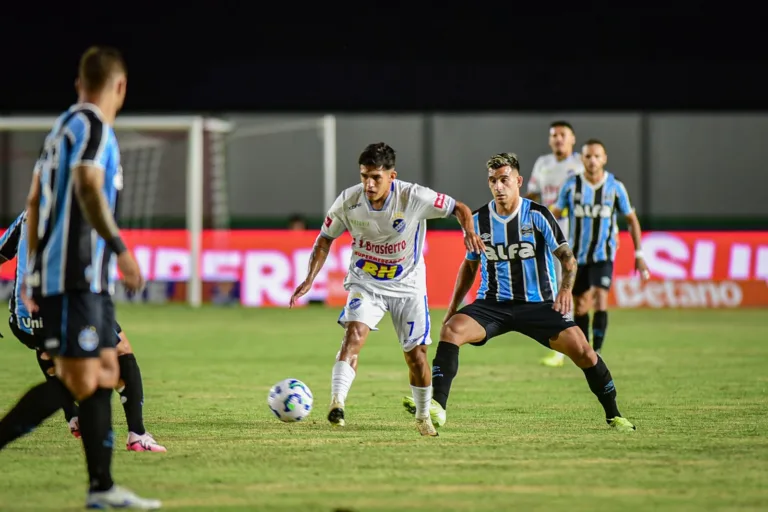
553, 244, 577, 314
625, 211, 650, 279
25, 173, 41, 261
290, 235, 334, 307
554, 244, 577, 294
445, 258, 480, 323
452, 201, 484, 254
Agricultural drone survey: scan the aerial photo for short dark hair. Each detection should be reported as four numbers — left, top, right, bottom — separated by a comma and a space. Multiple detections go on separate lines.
550, 120, 574, 133
486, 152, 520, 172
583, 138, 606, 151
78, 46, 126, 93
358, 142, 396, 170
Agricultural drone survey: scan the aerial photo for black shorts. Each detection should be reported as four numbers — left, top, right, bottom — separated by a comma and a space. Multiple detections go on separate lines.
37, 292, 118, 358
573, 261, 614, 296
8, 313, 39, 351
458, 299, 577, 349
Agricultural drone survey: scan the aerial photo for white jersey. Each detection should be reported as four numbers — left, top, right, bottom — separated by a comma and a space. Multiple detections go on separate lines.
527, 153, 584, 207
321, 180, 456, 298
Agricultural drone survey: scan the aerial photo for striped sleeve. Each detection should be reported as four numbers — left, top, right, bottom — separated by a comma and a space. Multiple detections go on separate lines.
530, 203, 567, 252
68, 111, 110, 170
466, 213, 481, 261
555, 176, 574, 211
615, 180, 634, 216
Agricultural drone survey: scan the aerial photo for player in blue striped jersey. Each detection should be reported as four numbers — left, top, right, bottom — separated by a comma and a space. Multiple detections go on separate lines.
0, 210, 165, 452
0, 47, 159, 510
404, 153, 636, 432
553, 139, 649, 355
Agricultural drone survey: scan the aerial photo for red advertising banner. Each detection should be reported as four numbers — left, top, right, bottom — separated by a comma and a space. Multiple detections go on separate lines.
1, 229, 767, 308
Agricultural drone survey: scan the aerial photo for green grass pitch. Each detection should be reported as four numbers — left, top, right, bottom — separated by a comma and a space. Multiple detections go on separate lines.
0, 305, 767, 511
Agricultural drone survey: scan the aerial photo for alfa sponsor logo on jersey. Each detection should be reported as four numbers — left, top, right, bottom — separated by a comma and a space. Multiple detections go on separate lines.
355, 259, 404, 280
392, 212, 406, 233
573, 204, 612, 218
484, 241, 536, 261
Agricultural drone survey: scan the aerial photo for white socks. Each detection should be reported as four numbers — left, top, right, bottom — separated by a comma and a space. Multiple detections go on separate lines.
411, 385, 432, 421
331, 361, 356, 406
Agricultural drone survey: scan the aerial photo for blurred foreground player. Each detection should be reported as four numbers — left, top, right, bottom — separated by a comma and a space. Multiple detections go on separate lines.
0, 47, 160, 509
527, 121, 584, 368
290, 142, 483, 436
552, 140, 649, 355
404, 153, 636, 432
0, 210, 166, 452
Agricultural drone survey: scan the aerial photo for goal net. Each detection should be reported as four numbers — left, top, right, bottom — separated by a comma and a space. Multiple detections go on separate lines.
0, 116, 232, 307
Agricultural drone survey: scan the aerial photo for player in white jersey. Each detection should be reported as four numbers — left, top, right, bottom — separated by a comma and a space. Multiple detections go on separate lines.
527, 121, 585, 368
290, 143, 482, 437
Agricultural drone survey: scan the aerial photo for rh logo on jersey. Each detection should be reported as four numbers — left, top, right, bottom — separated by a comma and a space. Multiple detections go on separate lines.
434, 193, 446, 209
484, 241, 536, 261
573, 204, 612, 218
355, 259, 404, 280
324, 216, 333, 228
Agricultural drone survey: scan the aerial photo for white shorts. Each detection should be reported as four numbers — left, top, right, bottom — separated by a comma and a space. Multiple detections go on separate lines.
336, 285, 432, 353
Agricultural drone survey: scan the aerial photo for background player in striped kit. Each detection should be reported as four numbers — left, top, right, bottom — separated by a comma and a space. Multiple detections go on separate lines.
0, 46, 159, 509
0, 210, 166, 452
527, 121, 585, 368
553, 139, 649, 354
404, 152, 636, 432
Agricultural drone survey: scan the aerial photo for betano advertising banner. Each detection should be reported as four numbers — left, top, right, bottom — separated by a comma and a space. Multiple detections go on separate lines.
1, 230, 767, 309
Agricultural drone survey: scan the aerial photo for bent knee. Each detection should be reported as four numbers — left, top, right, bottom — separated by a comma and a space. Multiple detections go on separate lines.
439, 317, 479, 345
59, 371, 99, 401
574, 294, 592, 316
344, 322, 369, 345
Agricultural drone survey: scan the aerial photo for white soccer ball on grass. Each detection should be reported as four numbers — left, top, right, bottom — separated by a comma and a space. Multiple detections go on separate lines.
267, 378, 314, 422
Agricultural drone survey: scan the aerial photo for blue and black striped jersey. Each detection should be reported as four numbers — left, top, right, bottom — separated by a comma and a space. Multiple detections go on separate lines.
555, 172, 633, 265
467, 199, 568, 303
30, 103, 122, 297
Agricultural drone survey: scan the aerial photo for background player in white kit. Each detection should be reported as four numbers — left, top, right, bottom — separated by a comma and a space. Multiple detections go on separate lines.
290, 143, 482, 437
527, 121, 585, 368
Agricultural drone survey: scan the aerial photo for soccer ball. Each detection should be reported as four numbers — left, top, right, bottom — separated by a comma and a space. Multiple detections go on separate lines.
267, 378, 314, 422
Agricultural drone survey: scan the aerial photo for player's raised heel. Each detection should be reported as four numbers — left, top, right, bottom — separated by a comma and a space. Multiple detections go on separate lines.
85, 485, 161, 509
127, 432, 167, 452
402, 396, 447, 428
416, 418, 439, 437
607, 417, 636, 432
69, 417, 81, 439
328, 407, 346, 427
540, 351, 565, 367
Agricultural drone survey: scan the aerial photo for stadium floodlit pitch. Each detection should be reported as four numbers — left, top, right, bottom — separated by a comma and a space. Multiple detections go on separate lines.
1, 305, 766, 511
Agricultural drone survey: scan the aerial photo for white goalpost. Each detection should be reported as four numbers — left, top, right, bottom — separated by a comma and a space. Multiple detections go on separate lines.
0, 116, 233, 308
0, 114, 338, 308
